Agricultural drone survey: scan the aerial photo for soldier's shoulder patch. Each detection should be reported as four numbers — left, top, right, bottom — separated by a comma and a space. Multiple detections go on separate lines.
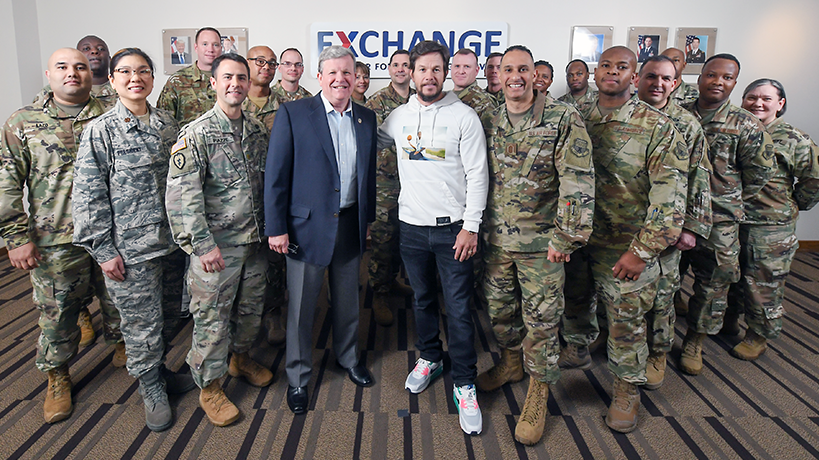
170, 138, 198, 177
571, 138, 590, 157
763, 142, 775, 160
674, 140, 689, 162
171, 138, 187, 154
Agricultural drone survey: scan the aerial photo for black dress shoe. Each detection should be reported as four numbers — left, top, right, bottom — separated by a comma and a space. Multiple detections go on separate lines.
287, 385, 308, 414
344, 363, 375, 387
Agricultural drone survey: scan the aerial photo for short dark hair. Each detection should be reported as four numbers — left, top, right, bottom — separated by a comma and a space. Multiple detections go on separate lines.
565, 59, 589, 73
486, 52, 503, 62
534, 60, 554, 77
211, 53, 250, 78
693, 37, 701, 42
195, 27, 221, 44
281, 48, 304, 60
454, 48, 478, 60
389, 49, 410, 65
409, 41, 449, 71
110, 47, 155, 76
703, 53, 741, 74
355, 61, 370, 76
638, 54, 675, 75
503, 45, 533, 62
743, 78, 787, 118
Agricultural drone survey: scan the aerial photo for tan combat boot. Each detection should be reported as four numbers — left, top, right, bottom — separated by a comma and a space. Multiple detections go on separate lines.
605, 377, 640, 433
112, 342, 127, 368
228, 352, 274, 387
44, 365, 73, 423
77, 307, 96, 347
673, 291, 688, 317
475, 348, 524, 392
265, 310, 286, 346
644, 352, 666, 390
200, 380, 240, 427
680, 330, 707, 375
730, 329, 767, 361
515, 379, 549, 445
390, 279, 414, 297
558, 343, 592, 370
371, 294, 394, 326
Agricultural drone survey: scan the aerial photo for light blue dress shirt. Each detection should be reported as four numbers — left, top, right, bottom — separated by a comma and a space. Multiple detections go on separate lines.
321, 92, 358, 209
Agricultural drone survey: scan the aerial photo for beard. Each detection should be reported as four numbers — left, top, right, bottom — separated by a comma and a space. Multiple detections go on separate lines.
419, 85, 443, 103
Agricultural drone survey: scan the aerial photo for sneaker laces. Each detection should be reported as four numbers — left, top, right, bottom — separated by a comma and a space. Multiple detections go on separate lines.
456, 385, 479, 415
411, 359, 435, 378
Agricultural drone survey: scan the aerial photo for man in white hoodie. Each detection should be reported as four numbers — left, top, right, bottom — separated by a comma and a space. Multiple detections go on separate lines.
377, 40, 489, 436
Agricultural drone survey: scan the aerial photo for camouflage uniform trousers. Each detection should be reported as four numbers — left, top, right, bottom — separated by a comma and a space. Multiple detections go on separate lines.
726, 222, 797, 339
483, 244, 563, 384
646, 248, 681, 354
686, 222, 741, 335
104, 249, 186, 378
367, 174, 401, 294
32, 244, 121, 372
560, 246, 600, 347
589, 246, 661, 385
187, 242, 267, 388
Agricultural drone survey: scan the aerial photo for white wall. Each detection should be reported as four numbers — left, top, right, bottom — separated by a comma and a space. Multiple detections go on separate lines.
10, 0, 819, 240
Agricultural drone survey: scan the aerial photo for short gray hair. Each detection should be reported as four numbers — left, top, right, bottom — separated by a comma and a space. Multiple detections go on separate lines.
318, 45, 355, 73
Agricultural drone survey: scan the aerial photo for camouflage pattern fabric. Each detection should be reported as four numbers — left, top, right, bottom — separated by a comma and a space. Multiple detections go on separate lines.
647, 247, 680, 353
557, 89, 598, 117
104, 249, 186, 377
669, 80, 699, 106
33, 82, 118, 111
456, 81, 498, 136
243, 93, 280, 132
165, 105, 268, 256
32, 244, 121, 372
157, 63, 216, 127
271, 81, 313, 104
365, 83, 414, 293
187, 242, 267, 388
486, 87, 505, 106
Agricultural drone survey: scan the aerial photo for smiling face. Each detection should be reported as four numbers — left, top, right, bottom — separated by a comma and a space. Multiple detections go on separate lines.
500, 49, 535, 103
211, 59, 249, 109
318, 55, 355, 110
77, 36, 109, 78
46, 48, 92, 104
595, 47, 637, 97
742, 83, 784, 125
389, 53, 410, 86
280, 49, 305, 84
534, 64, 553, 94
697, 58, 739, 109
110, 54, 154, 105
451, 52, 479, 90
248, 46, 277, 87
195, 30, 223, 68
637, 59, 676, 108
411, 52, 447, 105
354, 67, 370, 97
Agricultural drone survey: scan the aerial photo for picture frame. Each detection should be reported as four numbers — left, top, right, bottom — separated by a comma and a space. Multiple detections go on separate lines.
675, 28, 718, 75
627, 27, 669, 64
570, 26, 613, 73
162, 28, 249, 75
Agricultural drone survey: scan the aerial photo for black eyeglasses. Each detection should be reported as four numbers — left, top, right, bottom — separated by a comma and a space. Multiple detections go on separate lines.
253, 58, 278, 69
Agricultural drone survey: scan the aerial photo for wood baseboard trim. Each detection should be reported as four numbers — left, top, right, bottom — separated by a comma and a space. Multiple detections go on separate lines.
798, 241, 819, 252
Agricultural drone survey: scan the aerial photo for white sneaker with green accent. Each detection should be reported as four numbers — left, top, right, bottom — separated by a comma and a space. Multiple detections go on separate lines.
405, 358, 443, 394
453, 384, 482, 435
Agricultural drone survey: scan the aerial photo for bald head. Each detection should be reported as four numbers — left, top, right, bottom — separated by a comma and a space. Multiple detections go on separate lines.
46, 48, 92, 105
661, 48, 686, 79
595, 46, 637, 101
247, 45, 277, 88
600, 46, 637, 69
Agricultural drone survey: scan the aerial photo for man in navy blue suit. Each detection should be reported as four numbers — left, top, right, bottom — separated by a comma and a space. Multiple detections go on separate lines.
265, 45, 377, 415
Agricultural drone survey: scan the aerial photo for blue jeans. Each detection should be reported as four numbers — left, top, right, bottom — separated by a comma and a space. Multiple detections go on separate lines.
399, 221, 477, 386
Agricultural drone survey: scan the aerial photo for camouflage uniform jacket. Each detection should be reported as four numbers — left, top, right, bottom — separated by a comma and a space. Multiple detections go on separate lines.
33, 81, 118, 110
486, 91, 595, 254
72, 100, 180, 265
558, 89, 598, 116
457, 81, 498, 135
242, 92, 280, 131
662, 101, 713, 239
157, 63, 215, 127
0, 94, 106, 249
366, 83, 415, 185
271, 81, 313, 103
486, 87, 505, 106
165, 104, 268, 256
742, 117, 819, 224
682, 99, 776, 223
585, 95, 689, 261
669, 80, 699, 106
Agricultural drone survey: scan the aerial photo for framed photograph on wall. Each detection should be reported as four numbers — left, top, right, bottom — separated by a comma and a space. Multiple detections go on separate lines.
570, 26, 613, 73
627, 27, 668, 64
162, 28, 248, 75
675, 28, 717, 75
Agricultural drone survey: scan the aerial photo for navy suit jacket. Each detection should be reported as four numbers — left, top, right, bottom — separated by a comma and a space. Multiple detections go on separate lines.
265, 94, 377, 266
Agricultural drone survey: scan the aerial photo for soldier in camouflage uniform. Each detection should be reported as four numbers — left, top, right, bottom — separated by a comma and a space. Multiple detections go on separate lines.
636, 56, 713, 390
565, 47, 688, 433
165, 54, 272, 427
724, 79, 819, 360
364, 49, 415, 326
558, 60, 599, 115
242, 45, 286, 345
452, 48, 498, 133
484, 52, 504, 105
158, 27, 223, 127
72, 48, 196, 432
679, 54, 776, 376
0, 48, 123, 424
661, 48, 700, 106
271, 48, 313, 103
475, 46, 594, 446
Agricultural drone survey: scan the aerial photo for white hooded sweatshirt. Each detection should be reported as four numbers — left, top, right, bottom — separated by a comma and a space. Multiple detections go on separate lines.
377, 91, 488, 233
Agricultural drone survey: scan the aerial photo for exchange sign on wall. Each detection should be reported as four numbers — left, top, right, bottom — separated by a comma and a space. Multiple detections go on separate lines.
310, 22, 509, 78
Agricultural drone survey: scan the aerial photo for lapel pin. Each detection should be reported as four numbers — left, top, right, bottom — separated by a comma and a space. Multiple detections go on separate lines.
358, 118, 362, 124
